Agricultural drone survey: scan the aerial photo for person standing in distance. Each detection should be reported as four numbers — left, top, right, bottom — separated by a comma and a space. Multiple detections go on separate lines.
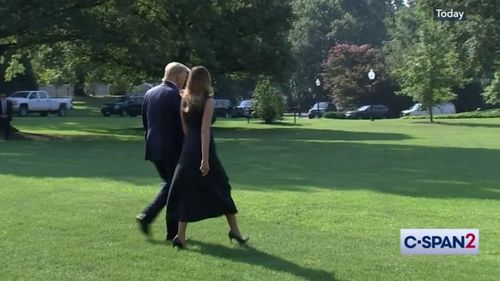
0, 93, 13, 140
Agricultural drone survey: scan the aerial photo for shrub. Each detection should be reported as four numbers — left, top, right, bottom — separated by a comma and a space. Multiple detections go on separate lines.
253, 77, 285, 124
402, 109, 500, 119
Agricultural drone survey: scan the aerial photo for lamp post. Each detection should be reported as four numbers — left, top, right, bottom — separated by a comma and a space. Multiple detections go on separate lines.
368, 69, 375, 121
315, 78, 321, 118
290, 79, 297, 125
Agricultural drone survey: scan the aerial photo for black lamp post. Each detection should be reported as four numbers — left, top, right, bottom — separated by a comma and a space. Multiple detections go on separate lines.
368, 69, 375, 121
290, 80, 297, 125
315, 78, 321, 118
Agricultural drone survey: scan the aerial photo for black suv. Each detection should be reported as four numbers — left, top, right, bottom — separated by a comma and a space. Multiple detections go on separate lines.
345, 105, 389, 119
232, 99, 253, 117
101, 95, 143, 117
214, 99, 233, 117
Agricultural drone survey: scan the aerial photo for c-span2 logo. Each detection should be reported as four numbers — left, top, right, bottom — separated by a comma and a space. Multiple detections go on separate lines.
401, 229, 479, 255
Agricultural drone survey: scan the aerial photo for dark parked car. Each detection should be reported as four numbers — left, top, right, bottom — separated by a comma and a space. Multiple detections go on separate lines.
101, 95, 143, 117
232, 99, 253, 117
214, 99, 233, 117
345, 105, 389, 119
308, 102, 337, 118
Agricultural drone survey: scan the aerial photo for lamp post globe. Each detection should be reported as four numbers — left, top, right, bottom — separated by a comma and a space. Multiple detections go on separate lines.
368, 69, 375, 81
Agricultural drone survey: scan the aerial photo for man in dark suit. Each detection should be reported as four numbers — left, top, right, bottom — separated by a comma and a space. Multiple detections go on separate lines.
136, 62, 190, 240
0, 93, 13, 140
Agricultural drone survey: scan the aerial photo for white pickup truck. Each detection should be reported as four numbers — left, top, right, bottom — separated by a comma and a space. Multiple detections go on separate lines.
8, 91, 73, 117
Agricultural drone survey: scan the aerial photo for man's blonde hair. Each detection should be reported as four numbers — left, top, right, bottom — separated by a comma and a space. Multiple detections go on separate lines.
162, 62, 190, 82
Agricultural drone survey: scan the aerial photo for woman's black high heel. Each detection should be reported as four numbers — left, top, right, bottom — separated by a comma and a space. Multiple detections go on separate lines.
172, 237, 185, 249
228, 231, 249, 244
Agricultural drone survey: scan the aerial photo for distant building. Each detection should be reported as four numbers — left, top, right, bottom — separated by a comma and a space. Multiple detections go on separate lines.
131, 83, 154, 96
85, 84, 111, 96
39, 83, 153, 97
39, 84, 74, 97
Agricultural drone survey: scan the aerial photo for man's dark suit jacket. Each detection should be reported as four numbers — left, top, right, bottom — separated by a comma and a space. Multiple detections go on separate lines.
0, 98, 13, 121
142, 81, 184, 165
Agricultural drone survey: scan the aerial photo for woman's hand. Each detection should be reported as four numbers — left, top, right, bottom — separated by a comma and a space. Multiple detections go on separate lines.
200, 160, 210, 176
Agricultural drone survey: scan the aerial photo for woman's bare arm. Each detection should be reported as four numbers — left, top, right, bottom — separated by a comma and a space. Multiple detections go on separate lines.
180, 98, 187, 136
200, 98, 214, 175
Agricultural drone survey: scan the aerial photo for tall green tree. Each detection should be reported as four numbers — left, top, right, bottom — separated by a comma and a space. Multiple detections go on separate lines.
482, 71, 500, 105
396, 1, 499, 109
288, 0, 342, 109
0, 0, 106, 56
388, 10, 463, 122
8, 0, 293, 96
333, 0, 398, 46
417, 0, 499, 81
288, 0, 399, 110
0, 54, 37, 94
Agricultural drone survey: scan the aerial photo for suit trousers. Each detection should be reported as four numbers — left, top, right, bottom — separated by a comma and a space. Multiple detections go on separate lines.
141, 161, 178, 239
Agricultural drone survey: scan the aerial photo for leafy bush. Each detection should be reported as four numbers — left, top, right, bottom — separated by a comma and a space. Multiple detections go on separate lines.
253, 77, 284, 124
323, 111, 346, 119
482, 71, 500, 105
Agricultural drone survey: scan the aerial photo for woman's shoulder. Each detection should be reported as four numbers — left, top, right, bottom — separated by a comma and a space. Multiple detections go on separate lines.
204, 96, 214, 105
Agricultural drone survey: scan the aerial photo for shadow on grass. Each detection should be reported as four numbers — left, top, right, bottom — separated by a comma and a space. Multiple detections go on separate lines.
433, 121, 500, 129
1, 125, 499, 200
221, 140, 500, 200
11, 119, 412, 142
213, 127, 411, 141
149, 239, 338, 281
410, 120, 500, 129
248, 121, 306, 127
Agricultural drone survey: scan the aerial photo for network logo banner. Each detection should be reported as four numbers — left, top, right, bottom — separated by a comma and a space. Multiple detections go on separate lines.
401, 229, 479, 255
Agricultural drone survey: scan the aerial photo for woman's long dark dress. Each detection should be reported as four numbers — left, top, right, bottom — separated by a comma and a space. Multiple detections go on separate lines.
166, 98, 238, 222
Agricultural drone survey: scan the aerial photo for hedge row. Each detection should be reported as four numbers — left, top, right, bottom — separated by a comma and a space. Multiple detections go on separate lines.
402, 109, 500, 119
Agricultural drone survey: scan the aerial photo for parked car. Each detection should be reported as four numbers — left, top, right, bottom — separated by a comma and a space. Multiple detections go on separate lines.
308, 102, 336, 118
345, 105, 389, 119
101, 95, 143, 117
401, 102, 456, 117
232, 99, 253, 117
214, 99, 233, 117
8, 91, 72, 117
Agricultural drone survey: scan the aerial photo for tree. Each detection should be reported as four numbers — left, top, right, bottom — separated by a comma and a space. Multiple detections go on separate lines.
482, 71, 500, 105
416, 0, 499, 82
288, 0, 400, 111
322, 44, 386, 109
13, 0, 293, 97
332, 0, 397, 46
252, 77, 284, 124
387, 1, 499, 110
388, 11, 463, 122
0, 54, 38, 94
0, 0, 106, 56
288, 0, 343, 110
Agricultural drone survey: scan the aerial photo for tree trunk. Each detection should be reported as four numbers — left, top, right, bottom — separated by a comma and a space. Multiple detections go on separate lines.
73, 66, 86, 96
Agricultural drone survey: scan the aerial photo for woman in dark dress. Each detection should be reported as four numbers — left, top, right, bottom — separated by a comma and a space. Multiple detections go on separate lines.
166, 66, 248, 249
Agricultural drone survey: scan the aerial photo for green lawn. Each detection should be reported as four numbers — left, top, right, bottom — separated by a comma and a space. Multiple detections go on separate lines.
1, 113, 499, 281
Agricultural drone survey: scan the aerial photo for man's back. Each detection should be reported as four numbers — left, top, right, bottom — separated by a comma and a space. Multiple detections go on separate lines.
142, 82, 183, 164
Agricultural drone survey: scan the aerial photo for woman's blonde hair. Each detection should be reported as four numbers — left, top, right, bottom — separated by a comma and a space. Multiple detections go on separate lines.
182, 66, 213, 112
